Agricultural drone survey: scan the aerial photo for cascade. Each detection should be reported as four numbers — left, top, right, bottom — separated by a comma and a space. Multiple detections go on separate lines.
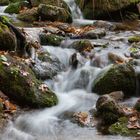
64, 0, 83, 19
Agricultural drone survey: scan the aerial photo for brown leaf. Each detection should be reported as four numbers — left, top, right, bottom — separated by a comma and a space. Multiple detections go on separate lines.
127, 121, 140, 129
4, 100, 17, 111
129, 115, 138, 122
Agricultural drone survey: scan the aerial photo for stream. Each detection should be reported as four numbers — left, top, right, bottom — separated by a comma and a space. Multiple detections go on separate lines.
0, 1, 140, 140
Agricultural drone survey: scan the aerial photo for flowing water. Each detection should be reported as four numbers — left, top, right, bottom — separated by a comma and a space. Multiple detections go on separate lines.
0, 1, 139, 140
64, 0, 83, 19
0, 43, 132, 140
0, 31, 134, 140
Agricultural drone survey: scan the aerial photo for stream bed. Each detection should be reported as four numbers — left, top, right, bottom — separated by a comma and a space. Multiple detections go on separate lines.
0, 1, 140, 140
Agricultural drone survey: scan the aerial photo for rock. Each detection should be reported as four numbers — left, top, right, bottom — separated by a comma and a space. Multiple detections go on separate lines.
0, 0, 9, 6
76, 0, 140, 20
38, 4, 72, 23
108, 52, 127, 63
39, 33, 65, 46
129, 47, 140, 59
17, 7, 39, 22
31, 52, 63, 79
0, 54, 58, 108
109, 91, 124, 102
69, 40, 93, 52
92, 63, 136, 97
109, 117, 139, 136
83, 28, 106, 39
128, 36, 140, 43
96, 93, 124, 124
130, 51, 140, 59
0, 22, 17, 51
93, 20, 115, 30
134, 99, 140, 112
4, 1, 28, 14
30, 0, 71, 14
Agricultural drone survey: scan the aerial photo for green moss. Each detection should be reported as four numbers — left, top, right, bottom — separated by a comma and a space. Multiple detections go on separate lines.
0, 54, 58, 108
97, 99, 121, 124
70, 40, 93, 52
109, 117, 138, 136
0, 22, 9, 31
38, 4, 72, 23
0, 25, 16, 51
39, 33, 64, 46
93, 63, 136, 97
128, 36, 140, 43
4, 2, 21, 14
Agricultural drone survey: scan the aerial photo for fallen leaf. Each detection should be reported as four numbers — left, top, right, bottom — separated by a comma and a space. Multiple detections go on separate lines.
129, 115, 138, 122
4, 100, 17, 111
127, 121, 140, 129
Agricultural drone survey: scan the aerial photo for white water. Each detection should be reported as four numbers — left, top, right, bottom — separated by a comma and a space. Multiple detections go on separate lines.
1, 27, 137, 140
0, 44, 132, 140
0, 3, 138, 140
64, 0, 83, 19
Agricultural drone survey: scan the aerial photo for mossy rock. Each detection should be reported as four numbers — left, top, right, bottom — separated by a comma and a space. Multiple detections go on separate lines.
92, 63, 136, 97
39, 33, 65, 46
0, 22, 17, 51
128, 36, 140, 43
0, 54, 58, 108
83, 29, 106, 39
17, 7, 39, 22
0, 0, 9, 6
4, 1, 29, 14
30, 0, 71, 14
38, 4, 72, 23
109, 117, 138, 136
69, 40, 93, 52
96, 94, 123, 125
75, 0, 140, 20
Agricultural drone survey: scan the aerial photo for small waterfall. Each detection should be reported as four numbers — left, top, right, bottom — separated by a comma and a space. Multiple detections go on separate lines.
64, 0, 83, 19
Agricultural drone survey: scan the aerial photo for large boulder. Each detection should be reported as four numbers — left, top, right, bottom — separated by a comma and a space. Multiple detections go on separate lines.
0, 22, 17, 51
17, 7, 39, 22
76, 0, 140, 20
92, 63, 136, 97
96, 92, 124, 125
0, 54, 58, 108
31, 52, 63, 79
30, 0, 71, 13
38, 4, 72, 23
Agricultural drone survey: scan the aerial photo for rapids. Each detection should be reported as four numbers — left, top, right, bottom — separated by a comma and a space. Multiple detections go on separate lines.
0, 1, 139, 140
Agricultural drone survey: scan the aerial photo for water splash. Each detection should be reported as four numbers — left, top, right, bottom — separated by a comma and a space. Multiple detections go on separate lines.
64, 0, 83, 19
